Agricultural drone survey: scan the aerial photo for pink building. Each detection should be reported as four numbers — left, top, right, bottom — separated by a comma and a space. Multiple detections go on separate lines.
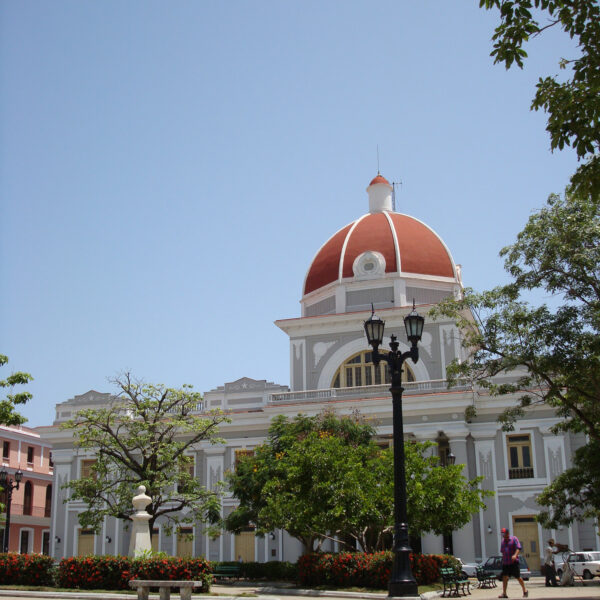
0, 425, 53, 554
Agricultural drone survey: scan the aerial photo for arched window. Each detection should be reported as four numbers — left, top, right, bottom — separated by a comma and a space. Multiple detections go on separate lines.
332, 350, 415, 388
45, 484, 52, 518
23, 481, 33, 516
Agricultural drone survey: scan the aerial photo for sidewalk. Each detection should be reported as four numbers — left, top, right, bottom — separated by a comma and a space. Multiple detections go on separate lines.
0, 577, 599, 600
449, 575, 600, 600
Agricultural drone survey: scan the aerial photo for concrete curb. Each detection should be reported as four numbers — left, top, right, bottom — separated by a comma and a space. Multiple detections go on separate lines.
0, 593, 138, 600
0, 591, 440, 600
260, 588, 387, 599
0, 593, 258, 600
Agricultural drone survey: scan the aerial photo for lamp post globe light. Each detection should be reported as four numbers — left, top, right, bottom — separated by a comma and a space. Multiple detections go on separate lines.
0, 468, 23, 553
364, 302, 424, 598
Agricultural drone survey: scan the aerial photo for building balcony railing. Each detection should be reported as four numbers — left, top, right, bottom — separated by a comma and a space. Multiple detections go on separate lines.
269, 379, 473, 405
3, 504, 51, 518
508, 467, 535, 479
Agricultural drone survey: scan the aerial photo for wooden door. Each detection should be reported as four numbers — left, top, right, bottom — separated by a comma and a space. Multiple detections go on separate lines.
77, 529, 95, 556
151, 528, 159, 553
513, 516, 540, 571
235, 530, 255, 562
177, 528, 193, 557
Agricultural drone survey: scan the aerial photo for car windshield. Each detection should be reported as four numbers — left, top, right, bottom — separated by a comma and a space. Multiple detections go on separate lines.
569, 554, 584, 562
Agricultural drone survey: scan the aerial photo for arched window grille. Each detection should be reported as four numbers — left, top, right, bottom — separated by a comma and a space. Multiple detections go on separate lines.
332, 350, 415, 388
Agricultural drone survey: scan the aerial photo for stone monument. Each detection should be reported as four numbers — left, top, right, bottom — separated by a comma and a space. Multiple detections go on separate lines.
128, 484, 152, 557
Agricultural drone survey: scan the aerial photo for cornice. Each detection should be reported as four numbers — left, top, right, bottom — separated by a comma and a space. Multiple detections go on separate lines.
275, 305, 452, 336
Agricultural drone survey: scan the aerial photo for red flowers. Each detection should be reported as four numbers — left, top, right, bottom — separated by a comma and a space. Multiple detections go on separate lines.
0, 553, 55, 586
298, 551, 453, 588
56, 555, 212, 590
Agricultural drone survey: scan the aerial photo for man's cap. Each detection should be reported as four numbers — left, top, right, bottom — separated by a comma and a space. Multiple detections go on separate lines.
501, 527, 508, 534
549, 538, 555, 544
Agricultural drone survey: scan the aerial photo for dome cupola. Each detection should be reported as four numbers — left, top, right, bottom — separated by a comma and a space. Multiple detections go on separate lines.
367, 173, 393, 213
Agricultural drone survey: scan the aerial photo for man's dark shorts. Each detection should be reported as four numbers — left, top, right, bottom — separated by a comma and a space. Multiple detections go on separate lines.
502, 562, 521, 579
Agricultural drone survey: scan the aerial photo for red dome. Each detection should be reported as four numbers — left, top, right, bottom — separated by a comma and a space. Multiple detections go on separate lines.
369, 174, 390, 186
303, 212, 456, 295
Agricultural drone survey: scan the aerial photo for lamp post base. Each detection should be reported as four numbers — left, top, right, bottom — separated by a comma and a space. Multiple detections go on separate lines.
388, 581, 419, 598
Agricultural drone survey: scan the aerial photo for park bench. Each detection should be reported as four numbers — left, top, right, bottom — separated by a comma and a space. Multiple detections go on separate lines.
129, 579, 204, 600
475, 565, 496, 588
440, 567, 471, 597
212, 563, 242, 580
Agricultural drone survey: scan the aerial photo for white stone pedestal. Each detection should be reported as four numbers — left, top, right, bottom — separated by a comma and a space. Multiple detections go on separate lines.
128, 485, 152, 557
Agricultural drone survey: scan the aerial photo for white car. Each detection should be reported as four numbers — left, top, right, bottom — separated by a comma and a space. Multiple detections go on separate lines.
556, 551, 600, 580
456, 558, 481, 578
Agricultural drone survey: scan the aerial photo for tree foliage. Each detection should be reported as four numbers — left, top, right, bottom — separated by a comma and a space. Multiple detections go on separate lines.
537, 438, 600, 528
225, 411, 489, 553
432, 188, 600, 527
433, 189, 600, 441
63, 373, 229, 536
480, 0, 600, 196
0, 354, 33, 426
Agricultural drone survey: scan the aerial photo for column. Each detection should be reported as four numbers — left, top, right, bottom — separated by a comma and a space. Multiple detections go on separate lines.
449, 435, 476, 562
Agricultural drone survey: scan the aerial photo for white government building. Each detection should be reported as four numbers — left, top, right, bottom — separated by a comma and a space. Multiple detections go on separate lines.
42, 174, 597, 569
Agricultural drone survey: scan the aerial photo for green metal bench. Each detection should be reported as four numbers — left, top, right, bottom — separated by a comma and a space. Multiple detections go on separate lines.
441, 567, 471, 597
213, 564, 242, 580
475, 565, 497, 588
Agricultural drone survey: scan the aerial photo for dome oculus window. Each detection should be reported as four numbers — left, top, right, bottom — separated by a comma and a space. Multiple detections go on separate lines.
353, 251, 386, 279
332, 350, 415, 388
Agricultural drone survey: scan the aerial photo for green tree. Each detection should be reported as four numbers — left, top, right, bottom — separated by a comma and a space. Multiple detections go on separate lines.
0, 354, 33, 426
403, 442, 491, 542
432, 188, 600, 528
225, 411, 489, 552
536, 439, 600, 529
480, 0, 600, 196
63, 373, 230, 537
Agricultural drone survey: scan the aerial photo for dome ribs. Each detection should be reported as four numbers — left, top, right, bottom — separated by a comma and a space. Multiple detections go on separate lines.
303, 211, 456, 298
341, 213, 397, 278
304, 223, 353, 295
389, 213, 454, 277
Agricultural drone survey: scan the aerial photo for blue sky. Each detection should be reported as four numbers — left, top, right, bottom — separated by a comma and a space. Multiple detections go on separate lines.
1, 2, 579, 427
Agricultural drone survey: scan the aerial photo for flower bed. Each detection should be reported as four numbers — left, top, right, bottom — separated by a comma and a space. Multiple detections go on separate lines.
56, 555, 212, 590
0, 553, 56, 586
57, 555, 132, 589
298, 551, 459, 588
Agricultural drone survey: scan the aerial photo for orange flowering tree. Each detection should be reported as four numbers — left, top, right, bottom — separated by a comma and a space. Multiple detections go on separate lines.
225, 410, 489, 553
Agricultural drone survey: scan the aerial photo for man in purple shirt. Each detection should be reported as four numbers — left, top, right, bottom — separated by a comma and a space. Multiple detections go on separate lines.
498, 527, 528, 598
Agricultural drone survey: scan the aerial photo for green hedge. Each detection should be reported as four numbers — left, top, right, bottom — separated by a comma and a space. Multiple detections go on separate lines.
212, 560, 297, 581
298, 551, 460, 588
56, 555, 212, 590
0, 553, 56, 586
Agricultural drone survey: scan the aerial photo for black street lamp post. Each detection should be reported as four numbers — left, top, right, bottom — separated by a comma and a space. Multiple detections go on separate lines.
443, 451, 456, 555
364, 303, 424, 598
0, 468, 23, 553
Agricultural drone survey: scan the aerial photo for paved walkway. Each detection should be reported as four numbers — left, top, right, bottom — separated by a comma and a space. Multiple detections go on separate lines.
452, 575, 600, 599
0, 577, 599, 600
